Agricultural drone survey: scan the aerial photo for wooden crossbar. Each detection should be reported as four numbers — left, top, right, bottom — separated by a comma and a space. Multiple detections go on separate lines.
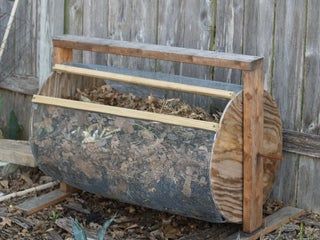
53, 64, 236, 99
32, 95, 219, 131
52, 35, 262, 71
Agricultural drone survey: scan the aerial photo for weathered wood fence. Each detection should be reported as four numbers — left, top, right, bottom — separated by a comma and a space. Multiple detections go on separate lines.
0, 0, 319, 213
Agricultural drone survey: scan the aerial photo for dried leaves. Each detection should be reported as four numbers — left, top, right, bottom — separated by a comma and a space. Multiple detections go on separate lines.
74, 84, 222, 122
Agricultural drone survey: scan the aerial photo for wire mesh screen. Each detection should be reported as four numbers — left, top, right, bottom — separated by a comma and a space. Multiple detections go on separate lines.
0, 0, 35, 83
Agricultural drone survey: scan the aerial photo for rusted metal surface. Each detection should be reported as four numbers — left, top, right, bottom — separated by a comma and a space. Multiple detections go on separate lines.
30, 104, 226, 222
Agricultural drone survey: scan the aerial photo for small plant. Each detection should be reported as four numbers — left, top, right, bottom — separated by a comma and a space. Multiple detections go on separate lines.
72, 214, 116, 240
49, 210, 61, 221
298, 222, 305, 240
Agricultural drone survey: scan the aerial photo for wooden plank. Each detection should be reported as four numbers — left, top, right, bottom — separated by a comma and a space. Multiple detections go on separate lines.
0, 139, 35, 167
38, 0, 65, 86
64, 0, 84, 62
53, 64, 236, 99
106, 0, 157, 71
32, 95, 219, 131
271, 0, 307, 207
242, 60, 264, 232
14, 0, 36, 76
16, 189, 70, 215
243, 0, 275, 90
0, 75, 38, 95
297, 0, 320, 212
53, 48, 73, 65
283, 130, 320, 158
52, 35, 262, 70
227, 207, 305, 240
83, 0, 108, 65
157, 0, 215, 109
214, 0, 244, 84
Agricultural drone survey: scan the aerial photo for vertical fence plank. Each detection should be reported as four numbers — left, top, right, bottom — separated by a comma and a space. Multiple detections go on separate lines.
83, 0, 108, 65
157, 0, 184, 75
180, 0, 213, 79
65, 0, 83, 62
38, 0, 65, 86
214, 0, 244, 84
297, 0, 320, 211
14, 0, 34, 76
243, 0, 275, 90
271, 0, 306, 205
107, 0, 157, 71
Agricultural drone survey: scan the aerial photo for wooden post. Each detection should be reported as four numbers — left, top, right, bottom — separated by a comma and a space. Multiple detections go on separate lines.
53, 47, 73, 64
242, 60, 264, 233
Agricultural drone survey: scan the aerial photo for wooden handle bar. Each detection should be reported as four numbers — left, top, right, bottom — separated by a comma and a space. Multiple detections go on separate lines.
52, 35, 262, 71
53, 64, 236, 99
32, 95, 219, 132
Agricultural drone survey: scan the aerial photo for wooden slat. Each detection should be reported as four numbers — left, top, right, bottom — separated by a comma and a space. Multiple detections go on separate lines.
226, 207, 305, 240
53, 64, 236, 99
107, 0, 157, 71
297, 0, 320, 211
271, 0, 307, 207
0, 139, 35, 167
16, 189, 70, 215
52, 35, 262, 70
243, 0, 275, 91
32, 95, 219, 131
242, 60, 264, 232
214, 0, 244, 84
283, 130, 320, 158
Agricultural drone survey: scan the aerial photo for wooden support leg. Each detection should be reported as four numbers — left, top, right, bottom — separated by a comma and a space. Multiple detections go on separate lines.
242, 60, 264, 233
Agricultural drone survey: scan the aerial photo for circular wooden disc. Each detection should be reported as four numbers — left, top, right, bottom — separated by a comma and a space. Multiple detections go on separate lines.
210, 91, 282, 223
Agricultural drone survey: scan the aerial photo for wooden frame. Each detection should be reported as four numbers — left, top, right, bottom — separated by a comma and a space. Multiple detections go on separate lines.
37, 35, 274, 234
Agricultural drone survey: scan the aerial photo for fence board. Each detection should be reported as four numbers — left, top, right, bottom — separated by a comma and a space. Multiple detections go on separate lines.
65, 0, 84, 62
38, 0, 65, 86
297, 0, 320, 211
83, 0, 108, 65
107, 0, 157, 71
243, 0, 275, 90
214, 0, 244, 84
271, 0, 307, 205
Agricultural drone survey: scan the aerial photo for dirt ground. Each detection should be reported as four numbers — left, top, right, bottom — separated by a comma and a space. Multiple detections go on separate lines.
0, 168, 319, 240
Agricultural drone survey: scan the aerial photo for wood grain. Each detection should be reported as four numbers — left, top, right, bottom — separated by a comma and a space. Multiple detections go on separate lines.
64, 0, 84, 62
297, 0, 320, 212
211, 91, 282, 223
0, 139, 35, 167
107, 0, 157, 71
214, 0, 244, 84
242, 61, 264, 232
243, 0, 275, 90
271, 0, 307, 206
16, 189, 70, 215
38, 0, 65, 86
283, 130, 320, 158
52, 35, 262, 70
